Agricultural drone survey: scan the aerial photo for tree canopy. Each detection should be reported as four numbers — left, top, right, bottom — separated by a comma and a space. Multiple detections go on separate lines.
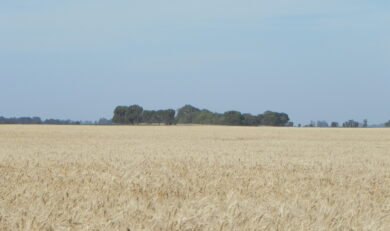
112, 104, 291, 126
0, 116, 81, 125
342, 120, 360, 128
112, 106, 176, 125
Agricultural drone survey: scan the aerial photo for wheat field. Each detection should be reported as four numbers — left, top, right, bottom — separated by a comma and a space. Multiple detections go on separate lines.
0, 125, 389, 231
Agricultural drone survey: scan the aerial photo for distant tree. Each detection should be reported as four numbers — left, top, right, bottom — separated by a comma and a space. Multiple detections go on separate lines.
278, 113, 290, 126
112, 104, 291, 127
153, 110, 164, 124
286, 122, 294, 127
21, 117, 42, 124
81, 121, 94, 125
160, 109, 176, 125
176, 105, 201, 124
32, 117, 42, 124
193, 110, 218, 124
305, 121, 316, 127
97, 118, 112, 125
44, 119, 60, 124
316, 121, 329, 127
241, 113, 258, 126
342, 120, 359, 128
125, 105, 143, 124
221, 111, 243, 125
141, 109, 175, 125
385, 120, 390, 127
331, 122, 339, 127
112, 106, 128, 124
142, 110, 156, 123
261, 111, 289, 126
0, 116, 42, 124
255, 114, 263, 125
113, 105, 144, 124
363, 119, 368, 128
44, 119, 80, 125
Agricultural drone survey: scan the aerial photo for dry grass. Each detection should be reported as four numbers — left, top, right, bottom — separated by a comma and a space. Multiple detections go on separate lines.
0, 125, 389, 231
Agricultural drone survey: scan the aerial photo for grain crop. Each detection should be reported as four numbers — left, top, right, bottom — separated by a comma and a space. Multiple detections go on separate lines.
0, 125, 389, 230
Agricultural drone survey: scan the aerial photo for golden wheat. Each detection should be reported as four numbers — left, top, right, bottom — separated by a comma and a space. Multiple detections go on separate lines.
0, 125, 389, 230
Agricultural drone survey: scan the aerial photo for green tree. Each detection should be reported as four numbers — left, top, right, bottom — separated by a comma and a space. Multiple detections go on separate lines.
125, 105, 143, 124
342, 120, 359, 128
193, 110, 217, 124
261, 111, 289, 126
317, 121, 329, 127
221, 111, 242, 125
113, 104, 291, 127
255, 114, 263, 125
241, 113, 258, 126
278, 113, 290, 126
113, 106, 128, 124
161, 109, 176, 125
142, 110, 156, 123
142, 110, 175, 125
176, 105, 201, 124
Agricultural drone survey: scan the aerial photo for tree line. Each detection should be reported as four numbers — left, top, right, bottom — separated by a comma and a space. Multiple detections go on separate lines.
0, 117, 112, 125
302, 119, 374, 128
2, 107, 390, 127
112, 104, 291, 126
0, 116, 81, 125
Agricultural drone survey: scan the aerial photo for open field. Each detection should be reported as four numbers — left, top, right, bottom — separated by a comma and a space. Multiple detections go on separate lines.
0, 125, 389, 231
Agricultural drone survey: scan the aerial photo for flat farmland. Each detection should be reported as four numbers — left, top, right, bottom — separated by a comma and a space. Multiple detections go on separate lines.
0, 125, 389, 231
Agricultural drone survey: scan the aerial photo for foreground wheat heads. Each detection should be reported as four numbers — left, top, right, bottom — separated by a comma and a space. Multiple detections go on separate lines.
0, 125, 389, 230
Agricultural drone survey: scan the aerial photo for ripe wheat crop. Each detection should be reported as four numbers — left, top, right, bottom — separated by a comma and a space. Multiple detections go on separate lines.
0, 125, 389, 230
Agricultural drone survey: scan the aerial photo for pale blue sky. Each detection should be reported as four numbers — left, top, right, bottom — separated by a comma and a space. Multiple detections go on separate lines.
1, 0, 389, 124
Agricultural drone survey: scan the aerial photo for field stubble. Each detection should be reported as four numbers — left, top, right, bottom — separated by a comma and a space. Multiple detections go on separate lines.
0, 125, 389, 230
